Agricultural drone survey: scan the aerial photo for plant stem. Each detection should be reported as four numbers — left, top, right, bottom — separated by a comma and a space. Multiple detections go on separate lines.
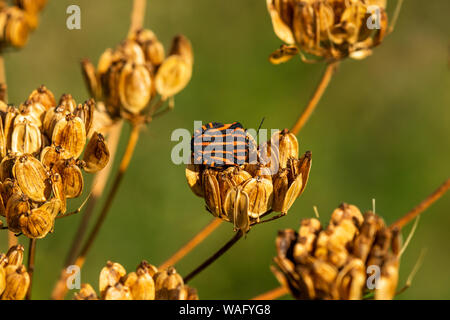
128, 0, 146, 35
251, 286, 289, 300
390, 178, 450, 230
183, 230, 243, 283
63, 121, 123, 267
51, 123, 141, 300
159, 218, 223, 270
290, 61, 339, 135
26, 239, 37, 300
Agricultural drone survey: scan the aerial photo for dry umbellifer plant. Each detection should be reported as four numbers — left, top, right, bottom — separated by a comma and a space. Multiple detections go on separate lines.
0, 86, 110, 239
74, 260, 198, 301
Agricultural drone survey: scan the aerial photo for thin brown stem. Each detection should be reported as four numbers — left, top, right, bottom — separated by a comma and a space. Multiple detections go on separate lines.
51, 123, 141, 300
251, 286, 289, 300
390, 178, 450, 230
63, 121, 123, 266
290, 61, 339, 135
183, 230, 243, 283
128, 0, 146, 35
26, 239, 37, 300
159, 218, 223, 270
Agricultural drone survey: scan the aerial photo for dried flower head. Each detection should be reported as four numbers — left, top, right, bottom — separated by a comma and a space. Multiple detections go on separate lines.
75, 260, 198, 300
186, 128, 311, 233
81, 28, 193, 129
0, 249, 30, 300
272, 203, 401, 300
267, 0, 389, 63
0, 86, 110, 239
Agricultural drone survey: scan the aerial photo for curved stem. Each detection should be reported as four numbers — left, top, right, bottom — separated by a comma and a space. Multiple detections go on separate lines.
290, 61, 339, 135
63, 121, 123, 266
51, 124, 141, 300
159, 218, 223, 270
26, 239, 37, 300
390, 178, 450, 230
251, 286, 288, 300
183, 230, 243, 283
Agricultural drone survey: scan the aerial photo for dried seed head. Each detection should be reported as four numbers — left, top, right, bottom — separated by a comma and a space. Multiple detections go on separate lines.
2, 7, 30, 48
82, 132, 110, 173
118, 62, 153, 115
5, 244, 24, 266
1, 265, 30, 300
103, 283, 132, 300
155, 55, 192, 99
13, 155, 51, 202
185, 164, 204, 198
53, 159, 84, 199
51, 114, 86, 159
99, 261, 127, 297
28, 85, 56, 110
11, 120, 42, 156
73, 283, 98, 300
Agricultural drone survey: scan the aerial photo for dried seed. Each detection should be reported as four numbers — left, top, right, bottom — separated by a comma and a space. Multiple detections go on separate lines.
82, 132, 109, 173
81, 59, 100, 100
40, 145, 64, 169
28, 85, 56, 110
130, 268, 155, 300
169, 35, 193, 67
118, 62, 153, 115
50, 173, 66, 214
99, 261, 126, 298
103, 283, 132, 300
223, 186, 250, 233
142, 39, 165, 67
52, 114, 86, 159
155, 55, 192, 99
74, 100, 95, 135
53, 159, 84, 199
0, 154, 17, 181
57, 94, 77, 114
42, 105, 67, 138
202, 169, 222, 218
5, 244, 24, 266
185, 164, 204, 198
11, 120, 42, 155
241, 176, 273, 219
13, 155, 51, 202
19, 200, 59, 239
73, 283, 98, 300
1, 265, 30, 300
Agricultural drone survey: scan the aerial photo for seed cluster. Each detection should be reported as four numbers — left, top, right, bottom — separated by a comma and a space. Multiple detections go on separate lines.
82, 28, 193, 124
273, 203, 401, 299
186, 129, 312, 233
0, 245, 30, 300
74, 260, 198, 300
0, 0, 47, 48
266, 0, 388, 63
0, 86, 110, 239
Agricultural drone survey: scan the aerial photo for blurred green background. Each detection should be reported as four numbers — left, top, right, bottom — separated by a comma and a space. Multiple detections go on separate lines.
0, 0, 449, 300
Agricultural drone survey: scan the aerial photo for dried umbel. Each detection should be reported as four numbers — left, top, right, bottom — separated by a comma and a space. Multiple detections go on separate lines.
0, 86, 110, 239
186, 128, 311, 233
75, 260, 198, 301
0, 249, 30, 300
272, 203, 401, 300
267, 0, 389, 62
0, 0, 47, 48
81, 28, 193, 128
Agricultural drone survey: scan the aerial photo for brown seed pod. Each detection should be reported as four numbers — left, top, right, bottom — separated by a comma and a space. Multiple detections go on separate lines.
1, 265, 30, 300
118, 62, 153, 115
11, 120, 42, 155
53, 159, 83, 199
154, 267, 184, 300
52, 114, 86, 159
19, 200, 60, 239
142, 39, 165, 67
223, 185, 250, 233
83, 132, 110, 173
0, 154, 17, 181
57, 94, 77, 114
185, 164, 204, 198
137, 260, 158, 277
50, 172, 66, 214
42, 105, 66, 138
13, 155, 51, 202
129, 268, 155, 300
169, 34, 194, 67
3, 107, 18, 151
5, 244, 24, 266
155, 55, 192, 99
81, 59, 101, 100
15, 101, 45, 128
271, 129, 298, 169
74, 100, 95, 135
40, 145, 65, 169
103, 283, 132, 300
3, 7, 30, 48
73, 283, 98, 300
202, 169, 222, 218
101, 59, 125, 117
99, 261, 127, 298
241, 176, 273, 219
97, 48, 114, 75
117, 39, 146, 64
28, 85, 56, 110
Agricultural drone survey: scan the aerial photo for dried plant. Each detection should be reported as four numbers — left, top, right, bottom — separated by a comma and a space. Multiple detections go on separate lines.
0, 87, 110, 239
74, 260, 198, 301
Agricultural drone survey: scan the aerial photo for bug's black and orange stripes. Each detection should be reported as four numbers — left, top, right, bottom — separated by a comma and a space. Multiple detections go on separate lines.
191, 122, 254, 167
